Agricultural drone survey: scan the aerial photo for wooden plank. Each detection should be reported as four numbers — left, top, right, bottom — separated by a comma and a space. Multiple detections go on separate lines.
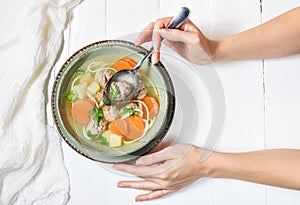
68, 0, 106, 54
62, 143, 109, 205
158, 1, 214, 205
61, 1, 108, 204
262, 1, 300, 204
105, 2, 160, 205
159, 0, 211, 37
106, 0, 159, 39
210, 0, 265, 205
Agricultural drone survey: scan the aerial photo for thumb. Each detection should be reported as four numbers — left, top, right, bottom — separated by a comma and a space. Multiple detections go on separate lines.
136, 147, 175, 166
159, 29, 193, 44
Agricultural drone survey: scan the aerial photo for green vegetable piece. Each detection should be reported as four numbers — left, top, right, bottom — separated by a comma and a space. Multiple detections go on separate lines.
89, 106, 104, 126
99, 135, 109, 145
120, 107, 137, 116
76, 69, 84, 75
65, 91, 77, 101
86, 130, 98, 139
102, 95, 111, 105
110, 86, 120, 100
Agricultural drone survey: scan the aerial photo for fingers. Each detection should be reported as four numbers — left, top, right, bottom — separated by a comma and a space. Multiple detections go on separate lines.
136, 146, 175, 166
135, 189, 176, 202
159, 28, 194, 44
135, 22, 155, 45
151, 17, 173, 64
113, 163, 159, 176
117, 180, 161, 190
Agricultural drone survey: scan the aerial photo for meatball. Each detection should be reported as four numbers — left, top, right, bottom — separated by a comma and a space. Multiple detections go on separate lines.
102, 105, 120, 122
89, 119, 108, 135
97, 69, 115, 88
110, 81, 132, 101
123, 102, 139, 110
134, 79, 147, 100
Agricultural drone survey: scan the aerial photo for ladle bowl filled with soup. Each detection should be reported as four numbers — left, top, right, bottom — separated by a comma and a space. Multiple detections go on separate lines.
52, 40, 175, 163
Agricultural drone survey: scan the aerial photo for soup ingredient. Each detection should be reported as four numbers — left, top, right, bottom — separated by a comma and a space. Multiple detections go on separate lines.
97, 69, 115, 88
109, 116, 145, 141
102, 130, 112, 143
89, 106, 104, 126
125, 116, 145, 141
142, 96, 160, 119
70, 99, 94, 124
95, 91, 103, 103
103, 105, 120, 122
134, 78, 147, 100
109, 134, 123, 147
76, 68, 84, 75
110, 81, 132, 101
99, 135, 109, 145
120, 107, 137, 117
86, 130, 98, 139
110, 119, 128, 136
73, 83, 87, 99
109, 83, 120, 99
113, 57, 137, 71
87, 81, 100, 95
66, 91, 77, 101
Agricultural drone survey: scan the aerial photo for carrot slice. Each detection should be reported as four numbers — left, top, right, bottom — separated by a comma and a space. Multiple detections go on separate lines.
70, 99, 94, 124
110, 116, 145, 141
129, 115, 145, 130
113, 58, 137, 71
109, 119, 128, 136
142, 96, 160, 119
124, 116, 145, 141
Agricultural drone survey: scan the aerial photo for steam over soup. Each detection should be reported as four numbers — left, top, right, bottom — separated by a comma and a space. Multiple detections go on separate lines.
65, 57, 160, 148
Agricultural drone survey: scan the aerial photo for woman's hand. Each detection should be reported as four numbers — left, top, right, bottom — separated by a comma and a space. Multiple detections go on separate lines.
135, 18, 218, 65
113, 144, 212, 202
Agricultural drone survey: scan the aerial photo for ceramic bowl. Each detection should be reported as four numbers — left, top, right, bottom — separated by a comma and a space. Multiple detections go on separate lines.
51, 40, 175, 163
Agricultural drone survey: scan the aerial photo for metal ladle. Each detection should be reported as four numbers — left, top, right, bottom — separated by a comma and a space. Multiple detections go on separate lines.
103, 7, 190, 105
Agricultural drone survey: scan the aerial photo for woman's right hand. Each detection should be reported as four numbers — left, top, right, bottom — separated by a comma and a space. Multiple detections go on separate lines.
135, 18, 218, 65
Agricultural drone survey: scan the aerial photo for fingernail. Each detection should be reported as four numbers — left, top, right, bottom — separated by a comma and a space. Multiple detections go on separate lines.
136, 197, 143, 202
117, 182, 125, 188
113, 165, 120, 170
151, 54, 156, 65
159, 29, 167, 35
136, 158, 143, 166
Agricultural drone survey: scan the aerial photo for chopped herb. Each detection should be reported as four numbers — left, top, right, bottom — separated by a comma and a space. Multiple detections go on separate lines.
86, 130, 98, 139
99, 135, 109, 145
65, 91, 77, 101
121, 107, 137, 116
110, 86, 119, 100
102, 95, 111, 105
76, 69, 84, 75
89, 106, 104, 126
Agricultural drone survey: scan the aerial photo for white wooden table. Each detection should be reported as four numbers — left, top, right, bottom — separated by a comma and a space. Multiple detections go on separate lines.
53, 0, 300, 204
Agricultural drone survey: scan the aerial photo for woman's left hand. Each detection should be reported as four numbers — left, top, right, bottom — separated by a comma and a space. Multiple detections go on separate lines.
113, 144, 212, 202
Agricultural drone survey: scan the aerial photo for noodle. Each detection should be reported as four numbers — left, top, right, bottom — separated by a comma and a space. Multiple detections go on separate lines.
130, 100, 150, 121
87, 62, 108, 73
70, 75, 81, 90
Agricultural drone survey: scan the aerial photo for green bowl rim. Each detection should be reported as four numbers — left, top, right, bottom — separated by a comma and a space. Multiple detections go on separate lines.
51, 39, 175, 163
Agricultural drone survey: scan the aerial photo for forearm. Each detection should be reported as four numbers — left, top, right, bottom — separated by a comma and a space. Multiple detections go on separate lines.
213, 6, 300, 62
207, 149, 300, 190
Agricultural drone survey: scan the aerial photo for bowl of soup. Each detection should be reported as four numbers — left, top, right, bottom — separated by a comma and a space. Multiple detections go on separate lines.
51, 40, 175, 163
